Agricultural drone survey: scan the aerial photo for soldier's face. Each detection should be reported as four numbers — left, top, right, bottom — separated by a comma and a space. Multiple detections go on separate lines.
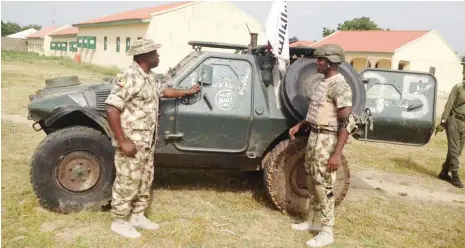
146, 50, 159, 68
316, 58, 329, 73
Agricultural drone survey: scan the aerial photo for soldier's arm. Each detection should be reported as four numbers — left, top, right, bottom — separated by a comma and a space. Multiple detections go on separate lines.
333, 107, 352, 157
154, 76, 200, 98
163, 87, 198, 98
441, 84, 458, 122
105, 74, 138, 144
332, 83, 353, 157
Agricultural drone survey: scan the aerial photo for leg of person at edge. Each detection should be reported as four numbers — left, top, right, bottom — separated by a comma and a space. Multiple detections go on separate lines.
105, 38, 201, 238
435, 77, 465, 189
288, 44, 358, 247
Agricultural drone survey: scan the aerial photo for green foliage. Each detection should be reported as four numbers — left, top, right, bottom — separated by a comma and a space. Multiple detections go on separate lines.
322, 17, 386, 37
1, 20, 42, 36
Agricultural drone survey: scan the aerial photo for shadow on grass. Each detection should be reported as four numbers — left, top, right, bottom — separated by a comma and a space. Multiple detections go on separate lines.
152, 168, 276, 209
100, 169, 277, 213
390, 157, 439, 178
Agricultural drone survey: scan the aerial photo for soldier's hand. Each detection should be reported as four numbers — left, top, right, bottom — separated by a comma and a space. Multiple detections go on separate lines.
187, 84, 201, 95
327, 153, 341, 172
435, 124, 445, 135
289, 125, 300, 140
119, 138, 137, 157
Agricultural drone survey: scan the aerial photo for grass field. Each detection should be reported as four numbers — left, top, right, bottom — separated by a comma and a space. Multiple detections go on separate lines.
1, 52, 465, 248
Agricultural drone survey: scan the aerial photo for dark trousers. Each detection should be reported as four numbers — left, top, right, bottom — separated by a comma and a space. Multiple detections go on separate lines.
442, 114, 465, 173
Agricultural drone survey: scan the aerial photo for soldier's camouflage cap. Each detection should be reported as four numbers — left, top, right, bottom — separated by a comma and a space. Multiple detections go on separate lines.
127, 38, 161, 56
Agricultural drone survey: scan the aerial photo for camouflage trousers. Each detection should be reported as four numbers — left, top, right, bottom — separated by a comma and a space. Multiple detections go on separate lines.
442, 115, 465, 173
111, 144, 156, 219
305, 131, 338, 227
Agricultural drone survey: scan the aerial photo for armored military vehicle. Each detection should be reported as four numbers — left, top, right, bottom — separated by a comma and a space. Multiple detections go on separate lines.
27, 37, 438, 215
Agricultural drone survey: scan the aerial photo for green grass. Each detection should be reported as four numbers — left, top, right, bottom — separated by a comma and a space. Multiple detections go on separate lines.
1, 55, 116, 117
2, 121, 464, 248
1, 51, 119, 76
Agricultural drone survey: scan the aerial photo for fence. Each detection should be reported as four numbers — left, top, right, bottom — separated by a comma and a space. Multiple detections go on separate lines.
1, 37, 28, 52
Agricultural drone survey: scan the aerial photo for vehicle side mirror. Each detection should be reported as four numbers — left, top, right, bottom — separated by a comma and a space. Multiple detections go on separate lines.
197, 64, 213, 85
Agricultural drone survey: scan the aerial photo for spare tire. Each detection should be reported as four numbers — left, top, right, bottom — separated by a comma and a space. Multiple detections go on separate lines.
281, 58, 366, 122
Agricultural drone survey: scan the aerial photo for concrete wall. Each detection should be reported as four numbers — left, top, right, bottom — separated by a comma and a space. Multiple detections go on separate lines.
394, 31, 463, 96
50, 36, 78, 59
345, 52, 394, 72
145, 1, 266, 73
1, 37, 27, 52
76, 23, 149, 68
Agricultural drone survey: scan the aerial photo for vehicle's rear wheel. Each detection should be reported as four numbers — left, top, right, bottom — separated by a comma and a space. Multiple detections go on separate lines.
30, 126, 115, 213
263, 137, 350, 216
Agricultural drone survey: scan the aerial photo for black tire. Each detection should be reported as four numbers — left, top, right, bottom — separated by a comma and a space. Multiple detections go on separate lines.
281, 58, 366, 122
263, 137, 350, 216
30, 126, 115, 213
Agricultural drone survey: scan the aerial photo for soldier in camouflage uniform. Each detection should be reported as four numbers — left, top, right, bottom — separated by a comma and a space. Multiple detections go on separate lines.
288, 44, 357, 247
435, 77, 465, 188
105, 38, 201, 238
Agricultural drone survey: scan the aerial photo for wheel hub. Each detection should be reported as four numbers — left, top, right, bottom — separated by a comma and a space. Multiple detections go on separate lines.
56, 151, 102, 192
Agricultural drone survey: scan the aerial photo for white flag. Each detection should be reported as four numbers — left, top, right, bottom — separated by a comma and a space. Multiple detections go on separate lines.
266, 0, 289, 70
265, 0, 290, 109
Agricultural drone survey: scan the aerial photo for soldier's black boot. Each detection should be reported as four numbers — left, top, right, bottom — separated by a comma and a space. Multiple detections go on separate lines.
451, 172, 464, 188
438, 167, 451, 182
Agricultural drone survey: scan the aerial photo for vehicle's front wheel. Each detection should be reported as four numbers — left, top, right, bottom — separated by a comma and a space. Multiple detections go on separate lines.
30, 126, 116, 213
263, 137, 350, 216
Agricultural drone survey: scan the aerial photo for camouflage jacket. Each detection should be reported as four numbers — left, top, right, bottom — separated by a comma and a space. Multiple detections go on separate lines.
306, 73, 353, 132
105, 61, 167, 149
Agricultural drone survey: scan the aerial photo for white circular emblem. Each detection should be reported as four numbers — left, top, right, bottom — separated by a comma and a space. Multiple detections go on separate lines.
215, 89, 235, 111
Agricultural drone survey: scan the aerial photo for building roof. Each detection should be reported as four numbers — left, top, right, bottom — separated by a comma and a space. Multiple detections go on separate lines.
49, 26, 79, 36
27, 26, 61, 39
75, 1, 194, 26
290, 40, 314, 47
311, 30, 430, 53
7, 28, 38, 39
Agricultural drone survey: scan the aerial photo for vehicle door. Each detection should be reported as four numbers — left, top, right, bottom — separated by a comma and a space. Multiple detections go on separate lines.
353, 68, 437, 146
168, 56, 254, 153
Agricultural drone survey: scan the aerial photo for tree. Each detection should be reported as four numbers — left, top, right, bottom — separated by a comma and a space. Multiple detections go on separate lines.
21, 24, 42, 31
322, 27, 336, 38
1, 21, 42, 36
322, 17, 384, 37
2, 21, 22, 36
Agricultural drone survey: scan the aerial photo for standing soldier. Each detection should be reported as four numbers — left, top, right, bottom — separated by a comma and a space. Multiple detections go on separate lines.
105, 38, 200, 238
435, 77, 465, 188
288, 44, 357, 247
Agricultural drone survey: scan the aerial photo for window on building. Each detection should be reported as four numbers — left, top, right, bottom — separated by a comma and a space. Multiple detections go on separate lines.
126, 37, 131, 52
116, 37, 120, 53
398, 63, 404, 70
137, 37, 142, 40
104, 36, 107, 51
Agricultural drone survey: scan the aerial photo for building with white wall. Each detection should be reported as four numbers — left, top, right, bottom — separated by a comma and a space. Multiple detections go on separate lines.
27, 26, 62, 55
49, 26, 79, 59
310, 30, 463, 96
72, 1, 265, 73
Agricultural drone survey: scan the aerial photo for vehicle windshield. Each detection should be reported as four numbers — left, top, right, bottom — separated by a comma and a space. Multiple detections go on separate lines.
169, 54, 197, 76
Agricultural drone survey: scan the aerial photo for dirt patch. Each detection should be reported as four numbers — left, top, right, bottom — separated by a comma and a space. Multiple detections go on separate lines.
2, 114, 32, 124
54, 223, 102, 243
351, 169, 465, 207
40, 220, 67, 233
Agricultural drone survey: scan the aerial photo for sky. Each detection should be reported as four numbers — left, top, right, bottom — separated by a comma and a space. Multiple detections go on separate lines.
2, 1, 465, 55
